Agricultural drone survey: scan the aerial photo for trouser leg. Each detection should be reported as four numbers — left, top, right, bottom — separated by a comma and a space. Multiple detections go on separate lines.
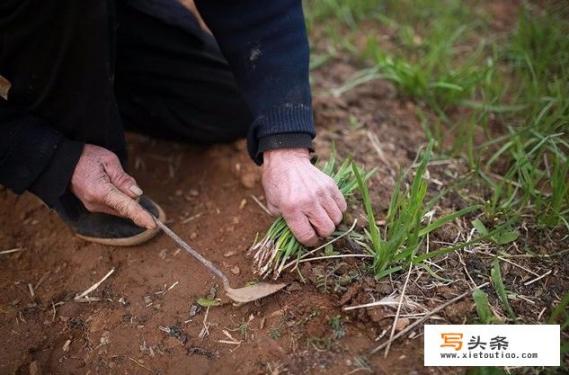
1, 0, 128, 160
114, 1, 252, 144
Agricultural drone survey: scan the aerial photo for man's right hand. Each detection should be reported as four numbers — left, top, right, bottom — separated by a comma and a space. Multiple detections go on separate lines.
70, 144, 156, 229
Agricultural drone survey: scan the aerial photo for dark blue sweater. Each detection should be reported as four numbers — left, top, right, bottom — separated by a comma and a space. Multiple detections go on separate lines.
0, 0, 315, 206
194, 0, 314, 161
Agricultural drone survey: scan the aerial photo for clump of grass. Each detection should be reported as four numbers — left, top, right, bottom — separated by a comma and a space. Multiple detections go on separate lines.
353, 143, 479, 278
249, 155, 369, 279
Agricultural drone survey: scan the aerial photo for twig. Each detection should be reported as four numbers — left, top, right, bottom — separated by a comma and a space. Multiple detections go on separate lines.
250, 195, 272, 216
497, 256, 540, 277
370, 282, 490, 355
27, 283, 35, 299
74, 268, 115, 301
128, 357, 152, 372
524, 270, 552, 286
343, 300, 399, 311
367, 131, 391, 167
182, 213, 202, 224
0, 248, 24, 255
384, 264, 413, 358
291, 254, 373, 265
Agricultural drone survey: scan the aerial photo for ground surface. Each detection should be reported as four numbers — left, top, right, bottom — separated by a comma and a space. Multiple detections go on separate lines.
1, 1, 567, 374
0, 74, 455, 374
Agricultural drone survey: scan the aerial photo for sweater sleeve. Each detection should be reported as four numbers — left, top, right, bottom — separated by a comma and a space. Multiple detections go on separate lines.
0, 100, 84, 207
194, 0, 315, 164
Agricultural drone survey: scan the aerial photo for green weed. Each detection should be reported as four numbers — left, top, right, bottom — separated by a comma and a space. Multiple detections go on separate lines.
490, 260, 516, 321
353, 143, 479, 278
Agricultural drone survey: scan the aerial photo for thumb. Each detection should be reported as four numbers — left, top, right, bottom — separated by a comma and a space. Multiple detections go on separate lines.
102, 184, 156, 229
103, 157, 143, 199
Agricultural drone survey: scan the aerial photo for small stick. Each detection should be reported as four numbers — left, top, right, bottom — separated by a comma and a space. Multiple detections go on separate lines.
74, 268, 115, 301
0, 248, 23, 255
497, 256, 540, 277
290, 254, 373, 265
384, 264, 413, 358
167, 281, 179, 291
524, 270, 552, 286
250, 195, 272, 216
370, 282, 490, 355
27, 283, 35, 299
128, 357, 152, 372
182, 213, 202, 224
343, 300, 400, 311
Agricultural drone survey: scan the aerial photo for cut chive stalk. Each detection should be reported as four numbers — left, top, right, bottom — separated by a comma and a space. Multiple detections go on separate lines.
249, 155, 370, 279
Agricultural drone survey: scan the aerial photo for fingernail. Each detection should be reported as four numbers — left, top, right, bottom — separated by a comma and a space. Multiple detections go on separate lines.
130, 185, 143, 196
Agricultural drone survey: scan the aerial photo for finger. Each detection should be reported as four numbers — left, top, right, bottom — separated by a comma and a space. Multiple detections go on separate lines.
102, 184, 156, 229
282, 210, 318, 247
321, 195, 343, 226
305, 204, 336, 238
331, 186, 347, 212
102, 156, 143, 198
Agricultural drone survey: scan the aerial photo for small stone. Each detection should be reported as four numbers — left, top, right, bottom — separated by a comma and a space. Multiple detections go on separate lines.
189, 304, 201, 318
62, 339, 71, 352
232, 217, 240, 224
239, 199, 247, 209
100, 331, 111, 345
394, 318, 410, 332
231, 266, 240, 275
240, 172, 258, 189
189, 189, 199, 197
286, 282, 302, 292
29, 361, 40, 375
190, 232, 197, 240
224, 251, 237, 258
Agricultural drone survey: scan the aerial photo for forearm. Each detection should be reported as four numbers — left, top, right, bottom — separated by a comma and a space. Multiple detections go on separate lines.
0, 103, 83, 207
194, 0, 315, 162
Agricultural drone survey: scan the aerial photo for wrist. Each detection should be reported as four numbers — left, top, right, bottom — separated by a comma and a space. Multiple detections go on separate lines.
263, 148, 310, 167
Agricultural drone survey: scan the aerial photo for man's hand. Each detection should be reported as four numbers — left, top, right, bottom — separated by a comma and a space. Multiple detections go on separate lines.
70, 144, 155, 229
262, 148, 347, 246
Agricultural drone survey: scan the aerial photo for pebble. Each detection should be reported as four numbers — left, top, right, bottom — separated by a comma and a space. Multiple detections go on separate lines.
394, 317, 410, 332
240, 172, 258, 189
231, 266, 241, 275
224, 251, 237, 257
189, 189, 199, 197
29, 361, 40, 375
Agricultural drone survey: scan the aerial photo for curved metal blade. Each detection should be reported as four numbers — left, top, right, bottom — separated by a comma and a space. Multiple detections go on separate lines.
225, 282, 287, 303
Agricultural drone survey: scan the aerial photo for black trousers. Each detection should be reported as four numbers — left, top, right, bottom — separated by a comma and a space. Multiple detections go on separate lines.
115, 2, 252, 150
1, 0, 251, 220
7, 0, 251, 163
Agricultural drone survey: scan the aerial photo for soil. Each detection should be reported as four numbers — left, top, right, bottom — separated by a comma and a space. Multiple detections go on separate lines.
1, 2, 567, 374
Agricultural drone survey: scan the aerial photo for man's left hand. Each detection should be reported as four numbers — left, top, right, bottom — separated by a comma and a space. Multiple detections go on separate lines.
262, 148, 347, 246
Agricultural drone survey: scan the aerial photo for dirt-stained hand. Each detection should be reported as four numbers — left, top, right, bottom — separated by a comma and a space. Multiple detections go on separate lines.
262, 148, 347, 246
70, 144, 155, 229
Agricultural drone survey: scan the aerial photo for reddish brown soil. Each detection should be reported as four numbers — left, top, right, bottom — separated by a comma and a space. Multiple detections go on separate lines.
0, 132, 430, 374
2, 2, 566, 374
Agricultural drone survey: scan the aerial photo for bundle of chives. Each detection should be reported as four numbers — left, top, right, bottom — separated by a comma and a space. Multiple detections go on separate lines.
249, 155, 369, 279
